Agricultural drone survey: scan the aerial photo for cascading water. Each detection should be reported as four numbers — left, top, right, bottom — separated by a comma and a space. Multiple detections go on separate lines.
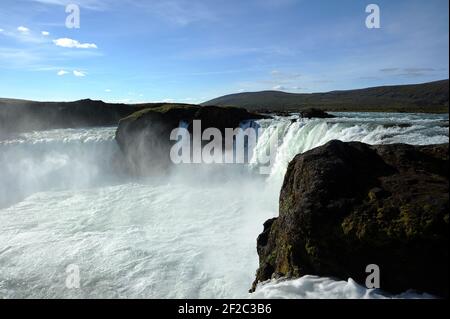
0, 112, 448, 298
0, 127, 122, 208
252, 112, 449, 186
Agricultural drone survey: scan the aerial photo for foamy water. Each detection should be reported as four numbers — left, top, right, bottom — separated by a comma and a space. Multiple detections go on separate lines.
0, 112, 448, 298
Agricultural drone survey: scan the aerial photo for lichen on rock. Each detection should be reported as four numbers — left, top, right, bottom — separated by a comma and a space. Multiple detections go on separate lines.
252, 140, 449, 297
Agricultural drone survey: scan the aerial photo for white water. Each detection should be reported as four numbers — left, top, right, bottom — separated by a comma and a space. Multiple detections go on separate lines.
0, 112, 448, 298
250, 276, 435, 299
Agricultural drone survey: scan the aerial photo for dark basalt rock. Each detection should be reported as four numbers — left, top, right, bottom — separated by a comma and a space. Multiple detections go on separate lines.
194, 105, 267, 131
252, 140, 449, 297
300, 108, 335, 119
115, 104, 199, 175
382, 123, 413, 129
115, 104, 267, 175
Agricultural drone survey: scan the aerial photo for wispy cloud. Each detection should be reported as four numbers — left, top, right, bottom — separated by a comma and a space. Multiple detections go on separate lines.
30, 0, 109, 10
53, 38, 98, 49
380, 68, 400, 73
30, 0, 217, 26
148, 0, 217, 26
73, 70, 87, 77
271, 70, 302, 80
0, 48, 41, 67
0, 26, 49, 44
272, 84, 302, 91
262, 69, 303, 91
379, 67, 437, 77
41, 31, 50, 36
57, 70, 68, 76
404, 67, 436, 73
17, 26, 30, 33
175, 45, 296, 60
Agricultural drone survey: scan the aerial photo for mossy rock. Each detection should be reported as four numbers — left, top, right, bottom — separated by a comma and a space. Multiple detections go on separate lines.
253, 141, 449, 297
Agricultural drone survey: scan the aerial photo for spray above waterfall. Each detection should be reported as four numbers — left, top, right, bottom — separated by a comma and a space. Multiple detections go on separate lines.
1, 112, 447, 209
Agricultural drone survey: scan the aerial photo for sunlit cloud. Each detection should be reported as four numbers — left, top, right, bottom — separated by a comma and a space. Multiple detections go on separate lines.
17, 26, 30, 33
57, 70, 69, 76
73, 70, 87, 77
53, 38, 98, 49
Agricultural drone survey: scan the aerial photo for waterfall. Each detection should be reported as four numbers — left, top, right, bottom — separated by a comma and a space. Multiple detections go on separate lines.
0, 112, 447, 298
251, 113, 448, 187
0, 127, 120, 208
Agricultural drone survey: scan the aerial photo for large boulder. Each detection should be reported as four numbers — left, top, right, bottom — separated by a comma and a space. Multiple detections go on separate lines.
252, 140, 449, 297
194, 105, 267, 131
115, 104, 199, 175
300, 108, 335, 119
115, 104, 267, 175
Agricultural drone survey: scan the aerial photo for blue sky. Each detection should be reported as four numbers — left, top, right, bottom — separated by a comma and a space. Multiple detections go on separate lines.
0, 0, 448, 103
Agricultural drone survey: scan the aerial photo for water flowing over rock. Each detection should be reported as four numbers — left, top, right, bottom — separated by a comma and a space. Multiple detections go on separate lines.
252, 140, 449, 297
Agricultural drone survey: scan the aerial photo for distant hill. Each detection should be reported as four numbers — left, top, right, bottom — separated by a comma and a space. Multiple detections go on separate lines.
203, 80, 449, 113
0, 98, 192, 136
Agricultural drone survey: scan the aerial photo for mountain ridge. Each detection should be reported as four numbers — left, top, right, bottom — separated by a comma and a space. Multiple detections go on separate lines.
202, 79, 449, 113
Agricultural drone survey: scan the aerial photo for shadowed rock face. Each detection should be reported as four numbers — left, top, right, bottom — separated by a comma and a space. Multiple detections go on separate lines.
0, 99, 157, 137
300, 108, 335, 119
194, 105, 267, 131
253, 140, 449, 297
115, 104, 268, 175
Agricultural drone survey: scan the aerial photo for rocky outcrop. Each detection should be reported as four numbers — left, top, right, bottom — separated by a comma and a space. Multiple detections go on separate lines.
115, 104, 267, 175
300, 108, 335, 119
252, 140, 449, 297
194, 105, 267, 131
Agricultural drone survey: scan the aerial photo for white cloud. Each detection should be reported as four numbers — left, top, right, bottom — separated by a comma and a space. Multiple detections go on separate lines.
41, 31, 50, 36
31, 0, 108, 10
57, 70, 69, 76
272, 85, 285, 90
17, 26, 30, 33
53, 38, 98, 49
272, 84, 303, 91
0, 29, 4, 32
1, 27, 46, 44
105, 89, 112, 92
73, 70, 86, 77
32, 0, 216, 25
